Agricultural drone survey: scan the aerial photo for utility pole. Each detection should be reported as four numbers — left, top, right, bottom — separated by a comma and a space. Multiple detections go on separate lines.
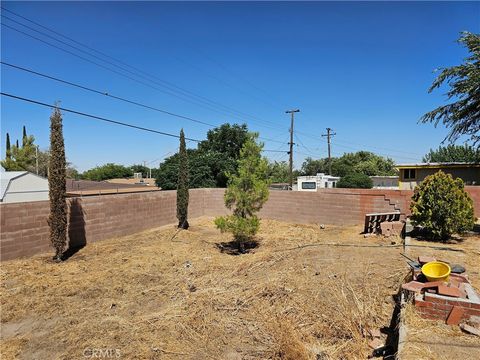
285, 109, 300, 190
321, 128, 336, 175
35, 145, 39, 175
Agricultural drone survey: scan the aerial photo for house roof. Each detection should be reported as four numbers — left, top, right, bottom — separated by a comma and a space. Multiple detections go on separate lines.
0, 171, 28, 201
396, 162, 480, 169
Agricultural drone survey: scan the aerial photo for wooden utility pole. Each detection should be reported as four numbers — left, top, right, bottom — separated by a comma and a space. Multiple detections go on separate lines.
321, 128, 336, 175
285, 109, 300, 190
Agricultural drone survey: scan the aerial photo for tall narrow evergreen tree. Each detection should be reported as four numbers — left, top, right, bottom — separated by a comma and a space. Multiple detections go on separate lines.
5, 133, 11, 160
22, 126, 27, 147
177, 129, 189, 229
48, 108, 67, 261
16, 139, 19, 148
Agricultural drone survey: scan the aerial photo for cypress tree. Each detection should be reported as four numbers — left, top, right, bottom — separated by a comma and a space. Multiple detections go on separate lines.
48, 108, 67, 261
16, 139, 19, 148
22, 126, 27, 147
6, 133, 11, 160
177, 129, 189, 229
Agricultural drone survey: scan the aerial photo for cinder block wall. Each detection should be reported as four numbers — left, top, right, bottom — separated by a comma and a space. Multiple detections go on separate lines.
1, 187, 479, 261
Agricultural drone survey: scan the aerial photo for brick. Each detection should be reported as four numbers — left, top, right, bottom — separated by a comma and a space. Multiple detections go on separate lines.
446, 306, 465, 325
402, 281, 425, 293
438, 285, 462, 298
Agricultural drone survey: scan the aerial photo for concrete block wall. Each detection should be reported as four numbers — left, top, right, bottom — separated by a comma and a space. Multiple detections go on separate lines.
1, 187, 479, 261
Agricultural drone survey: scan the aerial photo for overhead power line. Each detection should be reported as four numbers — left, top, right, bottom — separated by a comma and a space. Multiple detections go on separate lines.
0, 62, 287, 145
1, 8, 285, 131
0, 92, 201, 142
2, 92, 287, 157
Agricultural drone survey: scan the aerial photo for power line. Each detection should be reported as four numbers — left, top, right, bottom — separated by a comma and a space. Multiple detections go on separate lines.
1, 8, 285, 130
0, 92, 201, 142
1, 62, 287, 145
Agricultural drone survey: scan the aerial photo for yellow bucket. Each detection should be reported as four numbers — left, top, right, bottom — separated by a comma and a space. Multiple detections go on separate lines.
421, 261, 451, 282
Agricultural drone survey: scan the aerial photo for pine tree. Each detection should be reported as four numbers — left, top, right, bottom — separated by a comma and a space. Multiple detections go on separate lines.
177, 129, 189, 229
6, 133, 11, 160
22, 126, 27, 147
215, 133, 270, 252
16, 139, 19, 148
48, 108, 67, 261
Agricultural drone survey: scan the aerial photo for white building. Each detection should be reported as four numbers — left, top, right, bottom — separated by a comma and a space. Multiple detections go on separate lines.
0, 169, 49, 203
296, 173, 340, 191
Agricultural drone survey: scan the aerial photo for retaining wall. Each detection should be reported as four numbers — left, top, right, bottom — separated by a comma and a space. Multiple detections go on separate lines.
1, 187, 479, 261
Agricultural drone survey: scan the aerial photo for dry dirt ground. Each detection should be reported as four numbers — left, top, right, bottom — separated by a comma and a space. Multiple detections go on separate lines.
1, 217, 479, 360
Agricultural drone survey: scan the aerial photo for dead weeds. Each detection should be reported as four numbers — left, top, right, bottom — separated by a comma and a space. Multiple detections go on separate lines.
1, 217, 478, 359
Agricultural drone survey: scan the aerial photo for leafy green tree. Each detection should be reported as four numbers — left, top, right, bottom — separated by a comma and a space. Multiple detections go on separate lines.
267, 160, 291, 183
300, 157, 329, 176
300, 152, 397, 177
1, 135, 36, 171
420, 32, 480, 145
156, 123, 248, 190
198, 123, 249, 160
81, 163, 133, 181
336, 173, 373, 189
5, 133, 11, 160
215, 134, 270, 252
410, 171, 475, 241
48, 108, 67, 261
422, 144, 480, 163
177, 129, 189, 229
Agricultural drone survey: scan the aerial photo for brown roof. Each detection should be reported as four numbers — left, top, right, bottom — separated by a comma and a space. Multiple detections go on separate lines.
66, 179, 161, 196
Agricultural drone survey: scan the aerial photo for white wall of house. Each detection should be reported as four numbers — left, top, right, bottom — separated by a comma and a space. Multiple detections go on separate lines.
1, 172, 49, 203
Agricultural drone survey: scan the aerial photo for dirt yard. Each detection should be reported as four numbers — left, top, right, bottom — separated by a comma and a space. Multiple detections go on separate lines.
1, 217, 479, 359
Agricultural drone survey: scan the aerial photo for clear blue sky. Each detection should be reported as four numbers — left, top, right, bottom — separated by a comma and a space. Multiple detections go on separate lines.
1, 1, 479, 172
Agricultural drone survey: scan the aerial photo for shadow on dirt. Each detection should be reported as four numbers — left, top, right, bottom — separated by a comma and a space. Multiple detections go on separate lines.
216, 239, 259, 255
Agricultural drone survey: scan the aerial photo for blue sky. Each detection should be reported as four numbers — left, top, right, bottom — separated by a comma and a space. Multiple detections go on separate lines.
1, 1, 479, 172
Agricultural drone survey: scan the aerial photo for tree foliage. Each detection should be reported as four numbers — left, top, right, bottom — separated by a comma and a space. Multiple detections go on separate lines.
48, 108, 68, 261
81, 163, 133, 181
422, 144, 480, 163
215, 134, 270, 251
420, 32, 480, 145
267, 161, 291, 183
156, 123, 248, 189
336, 173, 373, 189
198, 123, 249, 160
300, 151, 397, 177
410, 171, 475, 241
1, 135, 36, 171
5, 133, 11, 160
177, 129, 189, 229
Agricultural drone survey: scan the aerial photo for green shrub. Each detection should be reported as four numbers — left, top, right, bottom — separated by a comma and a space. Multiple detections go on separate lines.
410, 171, 475, 240
214, 133, 269, 252
337, 173, 373, 189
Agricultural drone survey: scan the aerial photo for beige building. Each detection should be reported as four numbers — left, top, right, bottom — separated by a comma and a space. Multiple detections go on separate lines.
397, 162, 480, 190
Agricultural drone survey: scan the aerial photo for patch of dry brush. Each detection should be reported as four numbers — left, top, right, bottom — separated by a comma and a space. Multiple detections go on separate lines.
2, 218, 411, 359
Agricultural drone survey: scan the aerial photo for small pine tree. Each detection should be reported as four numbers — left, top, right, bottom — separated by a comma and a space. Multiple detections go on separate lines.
22, 126, 27, 147
410, 171, 475, 241
177, 129, 189, 229
48, 107, 67, 261
215, 133, 270, 252
6, 133, 11, 160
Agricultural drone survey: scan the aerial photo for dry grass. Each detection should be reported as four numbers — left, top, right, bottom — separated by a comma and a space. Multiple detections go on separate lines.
401, 303, 480, 359
1, 217, 477, 359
